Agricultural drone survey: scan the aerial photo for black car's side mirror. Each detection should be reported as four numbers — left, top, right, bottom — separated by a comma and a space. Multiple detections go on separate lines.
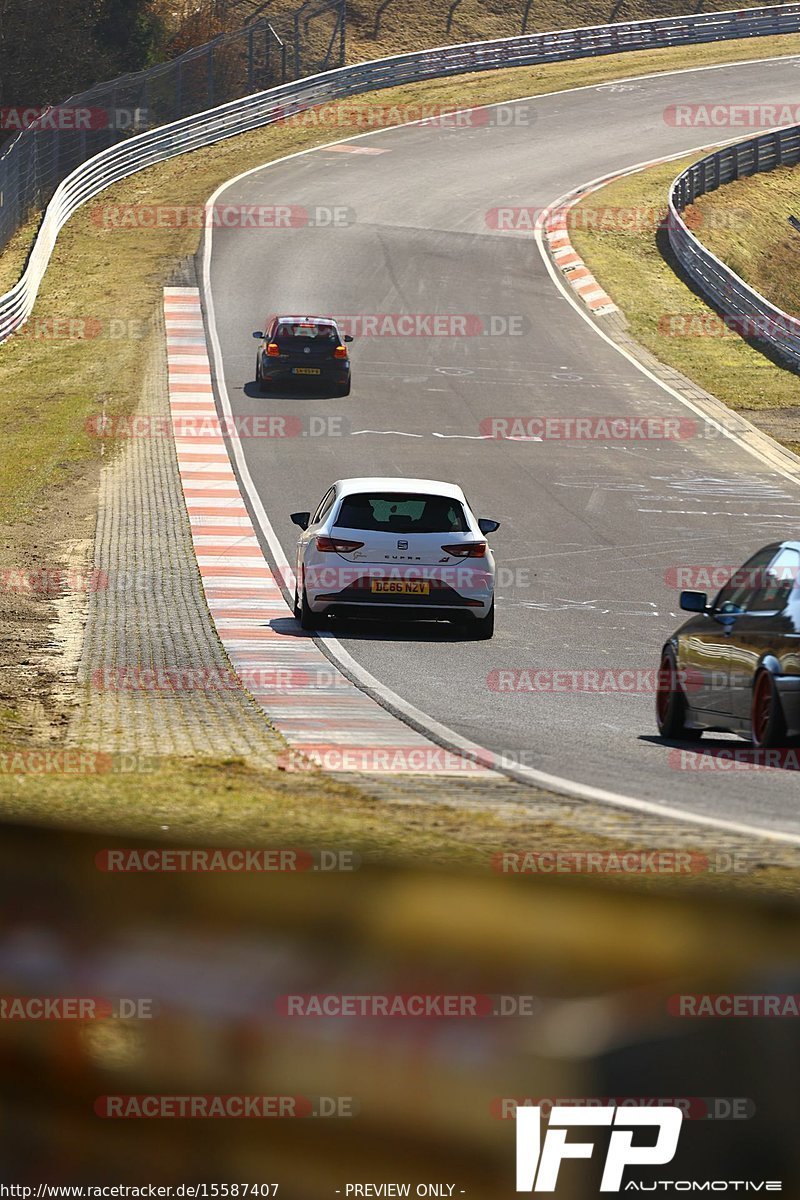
252, 330, 264, 339
478, 518, 500, 534
680, 590, 708, 613
291, 511, 311, 530
343, 334, 354, 343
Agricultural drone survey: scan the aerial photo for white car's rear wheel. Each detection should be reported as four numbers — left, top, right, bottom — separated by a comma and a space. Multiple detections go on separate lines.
456, 601, 494, 640
299, 585, 323, 631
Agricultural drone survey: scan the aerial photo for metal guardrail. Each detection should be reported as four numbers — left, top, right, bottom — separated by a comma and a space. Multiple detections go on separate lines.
668, 125, 800, 370
0, 19, 292, 256
3, 3, 800, 344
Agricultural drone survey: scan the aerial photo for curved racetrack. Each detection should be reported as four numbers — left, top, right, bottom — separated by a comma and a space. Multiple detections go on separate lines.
206, 55, 800, 836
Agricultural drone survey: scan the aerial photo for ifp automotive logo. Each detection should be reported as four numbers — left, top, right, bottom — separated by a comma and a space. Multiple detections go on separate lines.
515, 1105, 682, 1192
515, 1106, 783, 1192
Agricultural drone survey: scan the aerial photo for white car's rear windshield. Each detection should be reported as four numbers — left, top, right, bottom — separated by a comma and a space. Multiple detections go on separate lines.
335, 493, 469, 534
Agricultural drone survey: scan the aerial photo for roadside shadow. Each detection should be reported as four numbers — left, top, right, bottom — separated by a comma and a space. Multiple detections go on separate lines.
640, 732, 800, 771
241, 381, 345, 401
268, 613, 474, 643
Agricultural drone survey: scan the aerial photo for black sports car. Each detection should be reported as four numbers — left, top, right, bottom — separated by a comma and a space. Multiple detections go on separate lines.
656, 541, 800, 748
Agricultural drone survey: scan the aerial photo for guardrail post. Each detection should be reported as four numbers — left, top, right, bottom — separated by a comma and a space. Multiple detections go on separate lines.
175, 60, 183, 119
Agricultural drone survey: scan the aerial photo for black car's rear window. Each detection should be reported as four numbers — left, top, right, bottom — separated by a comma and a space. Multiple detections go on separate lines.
335, 493, 469, 534
274, 322, 338, 343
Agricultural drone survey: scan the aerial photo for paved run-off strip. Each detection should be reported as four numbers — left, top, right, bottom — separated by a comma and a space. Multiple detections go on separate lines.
164, 287, 495, 777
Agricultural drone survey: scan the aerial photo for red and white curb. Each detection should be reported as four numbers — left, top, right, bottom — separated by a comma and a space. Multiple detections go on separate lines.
544, 205, 618, 316
164, 286, 494, 777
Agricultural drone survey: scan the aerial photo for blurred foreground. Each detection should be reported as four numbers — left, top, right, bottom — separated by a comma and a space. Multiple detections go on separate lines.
0, 823, 796, 1196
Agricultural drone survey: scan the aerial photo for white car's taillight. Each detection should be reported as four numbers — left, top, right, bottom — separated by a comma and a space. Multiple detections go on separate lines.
441, 541, 487, 558
316, 536, 364, 553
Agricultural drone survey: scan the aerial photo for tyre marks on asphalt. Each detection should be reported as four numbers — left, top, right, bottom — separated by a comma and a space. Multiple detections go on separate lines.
164, 286, 495, 777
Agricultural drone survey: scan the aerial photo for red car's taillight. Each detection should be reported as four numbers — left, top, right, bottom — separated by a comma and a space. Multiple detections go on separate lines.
333, 345, 348, 360
266, 342, 280, 357
316, 536, 364, 553
441, 541, 487, 558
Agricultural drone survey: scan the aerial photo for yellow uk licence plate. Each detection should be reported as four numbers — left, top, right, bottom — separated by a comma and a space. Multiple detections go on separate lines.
293, 367, 321, 375
371, 580, 430, 595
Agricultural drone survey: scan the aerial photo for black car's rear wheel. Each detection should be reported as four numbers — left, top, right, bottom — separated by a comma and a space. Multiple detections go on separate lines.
656, 649, 701, 740
751, 670, 787, 749
255, 358, 270, 392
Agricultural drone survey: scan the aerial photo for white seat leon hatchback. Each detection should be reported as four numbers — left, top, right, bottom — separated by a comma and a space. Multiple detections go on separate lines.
290, 477, 498, 639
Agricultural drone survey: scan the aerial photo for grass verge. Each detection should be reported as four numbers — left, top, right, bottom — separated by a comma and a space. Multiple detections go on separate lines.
223, 0, 793, 67
570, 154, 800, 445
0, 751, 797, 893
688, 162, 800, 319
